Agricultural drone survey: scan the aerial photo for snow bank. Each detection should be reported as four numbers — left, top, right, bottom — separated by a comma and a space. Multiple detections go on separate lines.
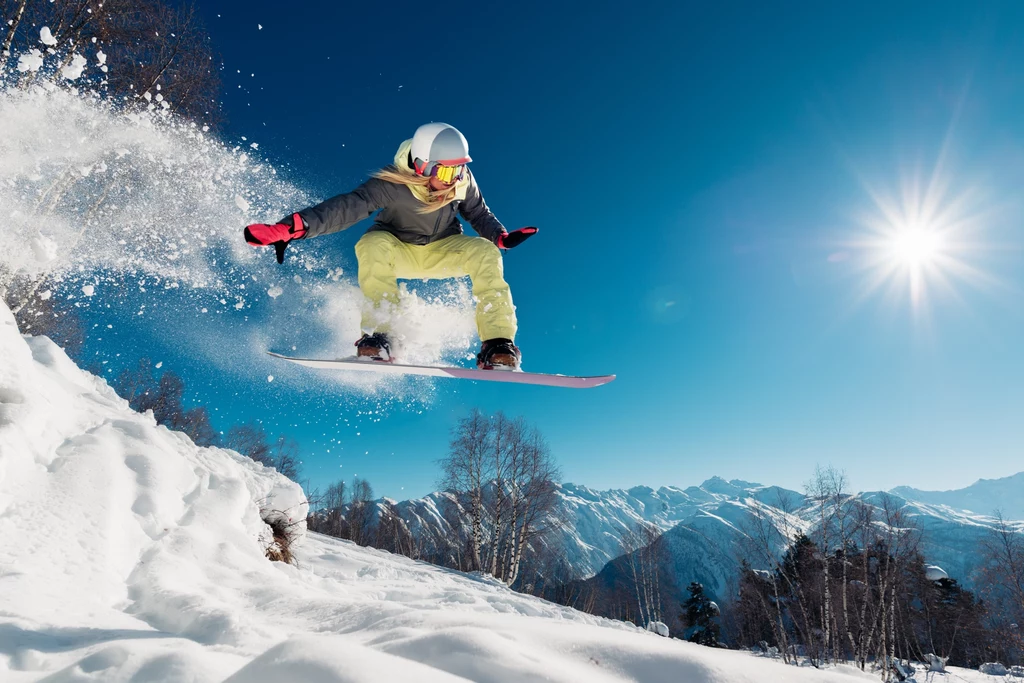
0, 298, 306, 678
0, 297, 903, 682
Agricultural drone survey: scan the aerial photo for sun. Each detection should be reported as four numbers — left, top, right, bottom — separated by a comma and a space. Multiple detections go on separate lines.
889, 224, 944, 267
841, 166, 996, 313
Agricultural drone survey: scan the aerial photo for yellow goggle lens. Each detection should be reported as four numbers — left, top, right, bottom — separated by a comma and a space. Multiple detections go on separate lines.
433, 164, 463, 184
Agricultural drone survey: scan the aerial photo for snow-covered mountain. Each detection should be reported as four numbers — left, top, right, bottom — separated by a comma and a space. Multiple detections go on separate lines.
385, 472, 1023, 604
5, 299, 907, 682
891, 473, 1024, 521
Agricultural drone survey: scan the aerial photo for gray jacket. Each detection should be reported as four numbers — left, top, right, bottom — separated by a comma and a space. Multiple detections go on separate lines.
295, 169, 506, 247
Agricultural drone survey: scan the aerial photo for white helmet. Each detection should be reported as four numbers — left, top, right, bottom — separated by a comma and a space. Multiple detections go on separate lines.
410, 122, 472, 177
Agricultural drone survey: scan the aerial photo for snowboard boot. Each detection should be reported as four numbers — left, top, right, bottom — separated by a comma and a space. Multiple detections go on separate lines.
355, 332, 392, 362
477, 338, 521, 371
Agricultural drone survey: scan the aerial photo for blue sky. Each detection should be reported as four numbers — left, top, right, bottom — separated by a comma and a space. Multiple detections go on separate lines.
88, 1, 1024, 499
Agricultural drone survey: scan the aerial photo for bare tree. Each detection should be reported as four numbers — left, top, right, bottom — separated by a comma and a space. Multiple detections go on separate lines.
438, 410, 562, 585
178, 406, 217, 447
376, 500, 416, 558
2, 0, 221, 123
439, 409, 490, 571
309, 480, 348, 539
271, 435, 301, 481
226, 422, 273, 467
618, 520, 666, 627
1, 0, 30, 56
978, 511, 1024, 664
347, 477, 375, 547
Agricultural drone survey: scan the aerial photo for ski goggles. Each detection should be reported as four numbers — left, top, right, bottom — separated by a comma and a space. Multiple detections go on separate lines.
414, 156, 468, 184
431, 163, 466, 184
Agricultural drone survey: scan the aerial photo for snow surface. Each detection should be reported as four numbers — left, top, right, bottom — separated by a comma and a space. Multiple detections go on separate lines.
0, 300, 927, 682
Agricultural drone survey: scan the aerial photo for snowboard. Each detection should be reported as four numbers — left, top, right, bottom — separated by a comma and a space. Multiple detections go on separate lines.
267, 352, 615, 389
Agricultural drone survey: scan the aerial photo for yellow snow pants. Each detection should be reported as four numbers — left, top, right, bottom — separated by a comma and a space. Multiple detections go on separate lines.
354, 231, 517, 341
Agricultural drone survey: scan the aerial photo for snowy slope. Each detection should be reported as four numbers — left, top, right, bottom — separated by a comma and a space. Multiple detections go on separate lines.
1, 300, 901, 682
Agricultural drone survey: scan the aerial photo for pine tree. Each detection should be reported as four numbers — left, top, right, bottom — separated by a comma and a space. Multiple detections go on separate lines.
682, 581, 721, 647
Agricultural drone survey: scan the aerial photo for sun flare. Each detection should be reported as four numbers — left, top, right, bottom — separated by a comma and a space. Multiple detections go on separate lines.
842, 164, 997, 314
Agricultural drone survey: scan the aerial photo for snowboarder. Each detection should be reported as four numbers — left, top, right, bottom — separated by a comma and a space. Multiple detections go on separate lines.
244, 123, 537, 370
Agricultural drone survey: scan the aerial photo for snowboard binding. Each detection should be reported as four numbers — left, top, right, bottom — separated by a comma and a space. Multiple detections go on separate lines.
477, 338, 521, 371
355, 333, 392, 362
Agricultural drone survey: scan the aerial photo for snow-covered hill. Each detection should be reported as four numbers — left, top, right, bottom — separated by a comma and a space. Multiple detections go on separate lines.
2, 301, 915, 682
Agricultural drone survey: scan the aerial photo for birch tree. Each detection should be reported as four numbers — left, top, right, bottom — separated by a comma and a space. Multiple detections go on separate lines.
440, 409, 490, 571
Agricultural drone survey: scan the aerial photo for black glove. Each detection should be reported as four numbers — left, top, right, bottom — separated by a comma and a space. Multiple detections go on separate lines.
497, 226, 538, 250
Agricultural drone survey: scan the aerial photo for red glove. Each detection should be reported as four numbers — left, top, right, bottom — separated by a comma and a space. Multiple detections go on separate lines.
244, 213, 307, 263
497, 226, 538, 250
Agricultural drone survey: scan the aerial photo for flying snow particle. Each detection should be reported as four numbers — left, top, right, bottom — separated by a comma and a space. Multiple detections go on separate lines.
39, 27, 58, 46
61, 53, 88, 80
82, 284, 95, 296
250, 142, 258, 149
292, 275, 302, 284
267, 375, 274, 382
258, 24, 263, 30
155, 362, 163, 369
234, 195, 250, 212
17, 49, 44, 73
267, 286, 283, 298
30, 236, 58, 264
96, 50, 106, 66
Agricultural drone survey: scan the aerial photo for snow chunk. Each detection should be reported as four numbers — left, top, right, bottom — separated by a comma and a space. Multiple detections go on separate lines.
925, 565, 948, 581
925, 653, 947, 672
30, 236, 58, 265
96, 50, 106, 66
61, 53, 88, 80
39, 290, 52, 301
39, 27, 58, 46
646, 621, 670, 637
234, 195, 250, 212
17, 49, 44, 73
81, 284, 95, 297
267, 286, 283, 298
981, 662, 1009, 676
